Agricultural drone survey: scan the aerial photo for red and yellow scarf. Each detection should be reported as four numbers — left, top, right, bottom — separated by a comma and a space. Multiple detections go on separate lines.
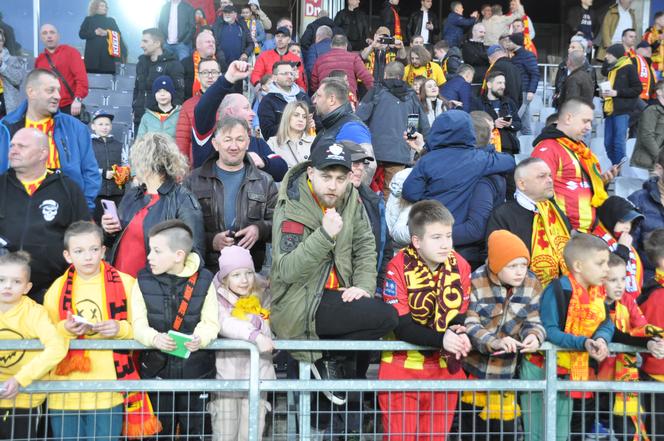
481, 63, 495, 96
592, 223, 643, 295
605, 56, 634, 115
56, 263, 161, 438
644, 26, 664, 72
557, 137, 609, 208
530, 201, 570, 287
521, 16, 538, 57
365, 49, 397, 76
490, 128, 502, 152
107, 30, 121, 59
390, 5, 402, 40
405, 62, 434, 86
192, 51, 203, 96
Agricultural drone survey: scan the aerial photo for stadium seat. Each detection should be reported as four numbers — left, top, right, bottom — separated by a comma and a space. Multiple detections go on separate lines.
119, 63, 137, 77
114, 76, 136, 92
518, 135, 534, 155
85, 89, 108, 106
106, 91, 132, 107
88, 73, 114, 90
614, 177, 644, 198
539, 107, 556, 124
108, 105, 133, 125
626, 138, 636, 160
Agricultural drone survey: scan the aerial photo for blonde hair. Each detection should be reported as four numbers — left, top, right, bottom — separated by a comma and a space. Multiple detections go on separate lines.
130, 133, 189, 181
276, 101, 310, 145
88, 0, 107, 16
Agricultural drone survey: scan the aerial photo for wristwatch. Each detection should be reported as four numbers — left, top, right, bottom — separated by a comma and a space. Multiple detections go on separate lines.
74, 97, 82, 103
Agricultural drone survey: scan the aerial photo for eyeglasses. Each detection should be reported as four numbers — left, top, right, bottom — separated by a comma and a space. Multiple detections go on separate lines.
200, 70, 221, 77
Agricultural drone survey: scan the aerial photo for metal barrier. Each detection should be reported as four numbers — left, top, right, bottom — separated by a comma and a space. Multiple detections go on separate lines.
1, 339, 663, 440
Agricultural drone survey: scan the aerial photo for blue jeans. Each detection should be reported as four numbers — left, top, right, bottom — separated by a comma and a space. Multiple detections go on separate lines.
604, 113, 629, 165
50, 404, 123, 441
164, 42, 191, 61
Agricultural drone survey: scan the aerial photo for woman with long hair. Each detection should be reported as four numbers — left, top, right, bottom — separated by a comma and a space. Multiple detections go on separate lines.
266, 101, 315, 168
419, 78, 452, 126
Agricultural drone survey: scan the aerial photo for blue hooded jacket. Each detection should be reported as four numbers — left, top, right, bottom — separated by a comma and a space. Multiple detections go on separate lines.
0, 100, 100, 211
402, 110, 515, 221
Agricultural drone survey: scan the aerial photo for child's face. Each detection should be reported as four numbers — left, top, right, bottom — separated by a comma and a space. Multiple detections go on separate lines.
225, 268, 255, 297
497, 257, 529, 287
604, 264, 627, 302
63, 233, 105, 279
0, 263, 31, 307
574, 250, 610, 287
148, 234, 184, 275
155, 89, 173, 106
613, 220, 632, 237
241, 8, 251, 19
91, 117, 112, 137
413, 222, 453, 268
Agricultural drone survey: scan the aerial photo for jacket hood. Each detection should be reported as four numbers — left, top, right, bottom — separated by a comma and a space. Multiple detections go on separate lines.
447, 46, 462, 58
389, 167, 413, 197
532, 124, 570, 146
178, 252, 203, 278
426, 110, 476, 150
596, 195, 644, 234
381, 78, 413, 101
268, 82, 302, 101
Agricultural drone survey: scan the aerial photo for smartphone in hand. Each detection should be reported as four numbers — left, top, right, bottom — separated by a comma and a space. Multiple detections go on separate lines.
101, 199, 120, 224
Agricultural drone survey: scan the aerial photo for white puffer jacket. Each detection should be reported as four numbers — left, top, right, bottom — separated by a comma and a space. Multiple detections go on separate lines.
385, 168, 413, 247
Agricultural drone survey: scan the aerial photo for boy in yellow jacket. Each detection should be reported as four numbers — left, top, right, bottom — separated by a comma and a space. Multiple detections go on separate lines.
0, 251, 68, 440
43, 221, 160, 441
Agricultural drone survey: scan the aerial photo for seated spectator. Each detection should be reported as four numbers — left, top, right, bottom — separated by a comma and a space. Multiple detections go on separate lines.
258, 61, 311, 140
158, 0, 195, 61
79, 0, 127, 74
136, 76, 182, 139
213, 5, 252, 64
250, 26, 306, 90
101, 133, 205, 278
378, 200, 471, 439
440, 63, 474, 112
401, 110, 515, 225
266, 101, 315, 168
511, 17, 537, 56
420, 78, 454, 125
462, 23, 490, 83
487, 157, 571, 287
361, 27, 406, 83
558, 50, 595, 106
403, 45, 445, 86
462, 230, 544, 438
333, 0, 371, 52
433, 40, 463, 78
0, 28, 27, 117
311, 34, 373, 95
632, 80, 664, 171
240, 4, 265, 56
184, 116, 277, 273
357, 61, 429, 199
385, 168, 413, 248
303, 25, 332, 79
182, 29, 225, 100
0, 69, 100, 211
90, 109, 129, 223
407, 0, 440, 48
443, 1, 479, 48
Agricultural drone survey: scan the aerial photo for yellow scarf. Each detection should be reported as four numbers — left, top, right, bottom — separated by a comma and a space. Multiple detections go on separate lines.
231, 295, 270, 321
604, 56, 633, 115
490, 128, 502, 152
530, 201, 570, 287
557, 137, 609, 208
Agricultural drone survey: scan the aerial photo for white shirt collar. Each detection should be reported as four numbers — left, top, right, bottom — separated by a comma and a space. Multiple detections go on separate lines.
515, 189, 538, 212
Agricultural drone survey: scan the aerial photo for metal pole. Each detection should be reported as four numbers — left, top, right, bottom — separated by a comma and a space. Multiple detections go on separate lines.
33, 0, 40, 58
299, 361, 312, 440
545, 346, 559, 441
247, 344, 260, 441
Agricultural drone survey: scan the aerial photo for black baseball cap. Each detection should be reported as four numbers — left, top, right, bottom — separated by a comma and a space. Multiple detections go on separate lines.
275, 26, 291, 38
310, 141, 352, 171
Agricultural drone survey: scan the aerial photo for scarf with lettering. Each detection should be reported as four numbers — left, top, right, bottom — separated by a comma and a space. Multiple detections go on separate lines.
56, 262, 161, 438
604, 56, 633, 115
592, 223, 643, 296
557, 137, 609, 208
106, 30, 122, 59
530, 201, 570, 287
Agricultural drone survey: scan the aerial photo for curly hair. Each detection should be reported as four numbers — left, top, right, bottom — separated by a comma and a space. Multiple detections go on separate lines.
130, 133, 189, 181
88, 0, 107, 16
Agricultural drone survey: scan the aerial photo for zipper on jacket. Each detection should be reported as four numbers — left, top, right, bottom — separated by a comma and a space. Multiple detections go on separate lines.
60, 136, 71, 161
307, 261, 333, 339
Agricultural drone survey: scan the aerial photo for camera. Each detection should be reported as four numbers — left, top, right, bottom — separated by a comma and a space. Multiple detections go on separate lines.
379, 36, 396, 45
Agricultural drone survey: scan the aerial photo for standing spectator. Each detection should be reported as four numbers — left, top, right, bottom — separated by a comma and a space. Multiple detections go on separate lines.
251, 27, 306, 90
176, 57, 221, 164
266, 101, 315, 168
443, 1, 479, 48
500, 33, 539, 135
311, 34, 373, 95
262, 17, 298, 51
483, 3, 523, 46
133, 28, 184, 129
35, 24, 88, 118
558, 50, 595, 106
240, 4, 265, 57
361, 27, 406, 83
407, 0, 440, 48
532, 99, 618, 232
507, 0, 536, 53
380, 0, 403, 42
248, 0, 272, 30
0, 69, 100, 211
299, 10, 338, 51
187, 0, 216, 25
258, 61, 311, 141
440, 63, 474, 112
644, 11, 664, 76
194, 8, 208, 36
403, 45, 445, 86
79, 0, 126, 74
334, 0, 370, 52
0, 128, 90, 302
182, 29, 225, 100
136, 76, 182, 139
601, 43, 641, 165
553, 36, 598, 108
421, 78, 453, 125
356, 61, 429, 199
566, 0, 599, 44
433, 40, 463, 78
480, 3, 492, 22
462, 23, 490, 83
632, 80, 664, 171
304, 25, 333, 80
184, 116, 277, 273
0, 28, 25, 117
626, 31, 657, 104
598, 0, 635, 61
483, 45, 523, 106
213, 5, 253, 65
158, 0, 196, 61
0, 12, 21, 56
100, 133, 205, 277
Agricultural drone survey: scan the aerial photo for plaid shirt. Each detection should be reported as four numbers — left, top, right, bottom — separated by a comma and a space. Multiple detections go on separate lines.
463, 265, 546, 379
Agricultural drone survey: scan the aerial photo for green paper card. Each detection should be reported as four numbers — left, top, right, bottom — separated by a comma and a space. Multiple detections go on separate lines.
164, 330, 193, 359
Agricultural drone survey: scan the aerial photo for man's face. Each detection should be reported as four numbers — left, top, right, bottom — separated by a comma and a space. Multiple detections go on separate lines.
197, 31, 216, 57
226, 95, 255, 124
482, 6, 492, 19
141, 34, 160, 56
314, 86, 334, 116
454, 4, 464, 14
656, 14, 664, 28
91, 117, 113, 137
581, 0, 593, 8
306, 166, 350, 208
413, 222, 453, 268
350, 160, 366, 187
411, 36, 424, 47
519, 161, 554, 201
421, 0, 432, 9
488, 75, 506, 97
513, 21, 524, 33
623, 31, 637, 49
275, 33, 291, 50
605, 53, 617, 64
569, 41, 585, 53
40, 25, 59, 50
500, 37, 514, 52
274, 64, 295, 90
223, 12, 236, 24
604, 264, 627, 302
348, 0, 360, 8
198, 60, 221, 91
28, 74, 61, 116
564, 105, 593, 141
212, 124, 249, 169
637, 46, 653, 58
410, 52, 421, 68
390, 0, 399, 5
473, 24, 486, 41
8, 130, 48, 174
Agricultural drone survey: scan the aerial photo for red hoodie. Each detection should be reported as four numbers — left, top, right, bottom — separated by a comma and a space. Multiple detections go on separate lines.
35, 45, 89, 108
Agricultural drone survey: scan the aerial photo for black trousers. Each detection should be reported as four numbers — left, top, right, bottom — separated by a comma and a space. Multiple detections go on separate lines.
147, 391, 211, 440
458, 402, 520, 441
0, 407, 41, 440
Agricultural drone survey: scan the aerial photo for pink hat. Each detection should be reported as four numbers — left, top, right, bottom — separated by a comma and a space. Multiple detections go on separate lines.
218, 246, 255, 279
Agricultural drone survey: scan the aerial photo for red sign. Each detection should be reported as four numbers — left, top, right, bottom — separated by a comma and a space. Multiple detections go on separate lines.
304, 0, 322, 18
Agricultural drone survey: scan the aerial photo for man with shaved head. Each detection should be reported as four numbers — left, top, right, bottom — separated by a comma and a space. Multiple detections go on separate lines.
0, 69, 100, 211
34, 24, 88, 117
182, 30, 227, 100
193, 60, 287, 180
0, 127, 90, 302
